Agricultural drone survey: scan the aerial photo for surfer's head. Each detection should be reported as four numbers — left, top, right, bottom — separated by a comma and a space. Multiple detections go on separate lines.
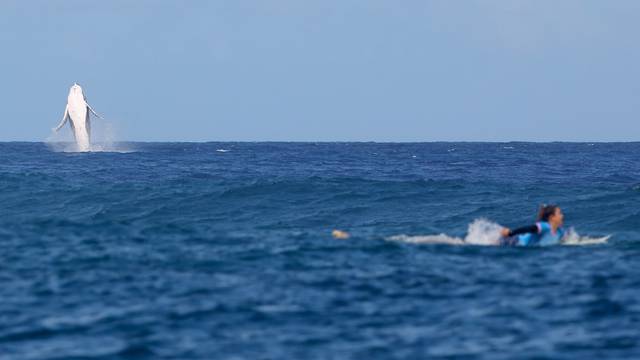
537, 204, 563, 227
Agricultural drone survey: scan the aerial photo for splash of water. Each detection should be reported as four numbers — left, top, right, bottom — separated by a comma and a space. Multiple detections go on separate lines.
388, 219, 501, 246
45, 118, 133, 153
388, 218, 609, 246
561, 228, 610, 245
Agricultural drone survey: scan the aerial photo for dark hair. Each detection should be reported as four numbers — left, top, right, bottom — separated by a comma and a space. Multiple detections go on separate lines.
537, 204, 559, 222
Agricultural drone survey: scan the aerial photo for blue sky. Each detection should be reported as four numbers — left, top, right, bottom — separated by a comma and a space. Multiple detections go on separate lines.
1, 1, 640, 141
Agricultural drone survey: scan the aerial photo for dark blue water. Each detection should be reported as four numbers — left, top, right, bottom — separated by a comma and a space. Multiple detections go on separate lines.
1, 142, 639, 359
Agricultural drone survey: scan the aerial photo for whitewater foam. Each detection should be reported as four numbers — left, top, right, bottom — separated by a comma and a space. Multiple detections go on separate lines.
561, 229, 610, 245
45, 117, 129, 153
45, 141, 135, 153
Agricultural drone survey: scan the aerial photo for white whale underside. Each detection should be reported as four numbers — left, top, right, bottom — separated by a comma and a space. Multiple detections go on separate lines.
55, 84, 101, 152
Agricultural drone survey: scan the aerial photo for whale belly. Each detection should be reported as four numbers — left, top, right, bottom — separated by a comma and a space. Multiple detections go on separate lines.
67, 97, 90, 151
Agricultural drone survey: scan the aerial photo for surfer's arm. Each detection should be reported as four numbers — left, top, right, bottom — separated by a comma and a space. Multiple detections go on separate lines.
54, 106, 69, 131
501, 224, 540, 237
86, 102, 103, 119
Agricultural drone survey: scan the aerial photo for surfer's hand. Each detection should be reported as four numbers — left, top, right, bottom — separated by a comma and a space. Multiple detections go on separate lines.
500, 228, 511, 237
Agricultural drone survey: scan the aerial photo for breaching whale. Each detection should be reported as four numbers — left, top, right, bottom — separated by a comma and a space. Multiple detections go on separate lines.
54, 83, 102, 152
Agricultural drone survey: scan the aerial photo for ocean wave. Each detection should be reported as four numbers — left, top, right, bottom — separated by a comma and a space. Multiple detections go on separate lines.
2, 142, 639, 359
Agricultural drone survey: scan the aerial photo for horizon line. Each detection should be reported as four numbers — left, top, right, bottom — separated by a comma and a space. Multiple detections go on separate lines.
3, 140, 640, 144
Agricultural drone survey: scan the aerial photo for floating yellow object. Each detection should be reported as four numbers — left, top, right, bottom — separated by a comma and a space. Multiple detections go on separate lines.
332, 229, 350, 239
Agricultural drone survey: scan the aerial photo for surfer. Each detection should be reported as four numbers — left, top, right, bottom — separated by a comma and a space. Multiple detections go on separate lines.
499, 204, 566, 246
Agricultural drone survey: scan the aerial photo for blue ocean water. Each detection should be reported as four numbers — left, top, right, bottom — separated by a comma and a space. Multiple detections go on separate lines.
1, 142, 639, 359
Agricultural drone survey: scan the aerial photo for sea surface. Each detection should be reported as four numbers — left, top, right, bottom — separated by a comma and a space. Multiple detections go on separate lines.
1, 142, 639, 359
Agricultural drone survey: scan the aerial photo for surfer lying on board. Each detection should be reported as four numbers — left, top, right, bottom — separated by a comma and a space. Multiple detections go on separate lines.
500, 204, 567, 246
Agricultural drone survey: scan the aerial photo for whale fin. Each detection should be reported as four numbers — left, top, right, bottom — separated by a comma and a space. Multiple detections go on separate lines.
86, 111, 91, 143
86, 102, 103, 119
54, 105, 69, 132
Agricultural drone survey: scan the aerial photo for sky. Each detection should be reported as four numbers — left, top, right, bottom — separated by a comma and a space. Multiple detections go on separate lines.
1, 0, 640, 142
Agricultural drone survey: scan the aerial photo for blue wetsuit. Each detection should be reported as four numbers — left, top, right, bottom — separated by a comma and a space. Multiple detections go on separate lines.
506, 221, 565, 246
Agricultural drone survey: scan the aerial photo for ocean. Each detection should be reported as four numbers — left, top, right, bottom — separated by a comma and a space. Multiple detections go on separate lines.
1, 142, 639, 359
